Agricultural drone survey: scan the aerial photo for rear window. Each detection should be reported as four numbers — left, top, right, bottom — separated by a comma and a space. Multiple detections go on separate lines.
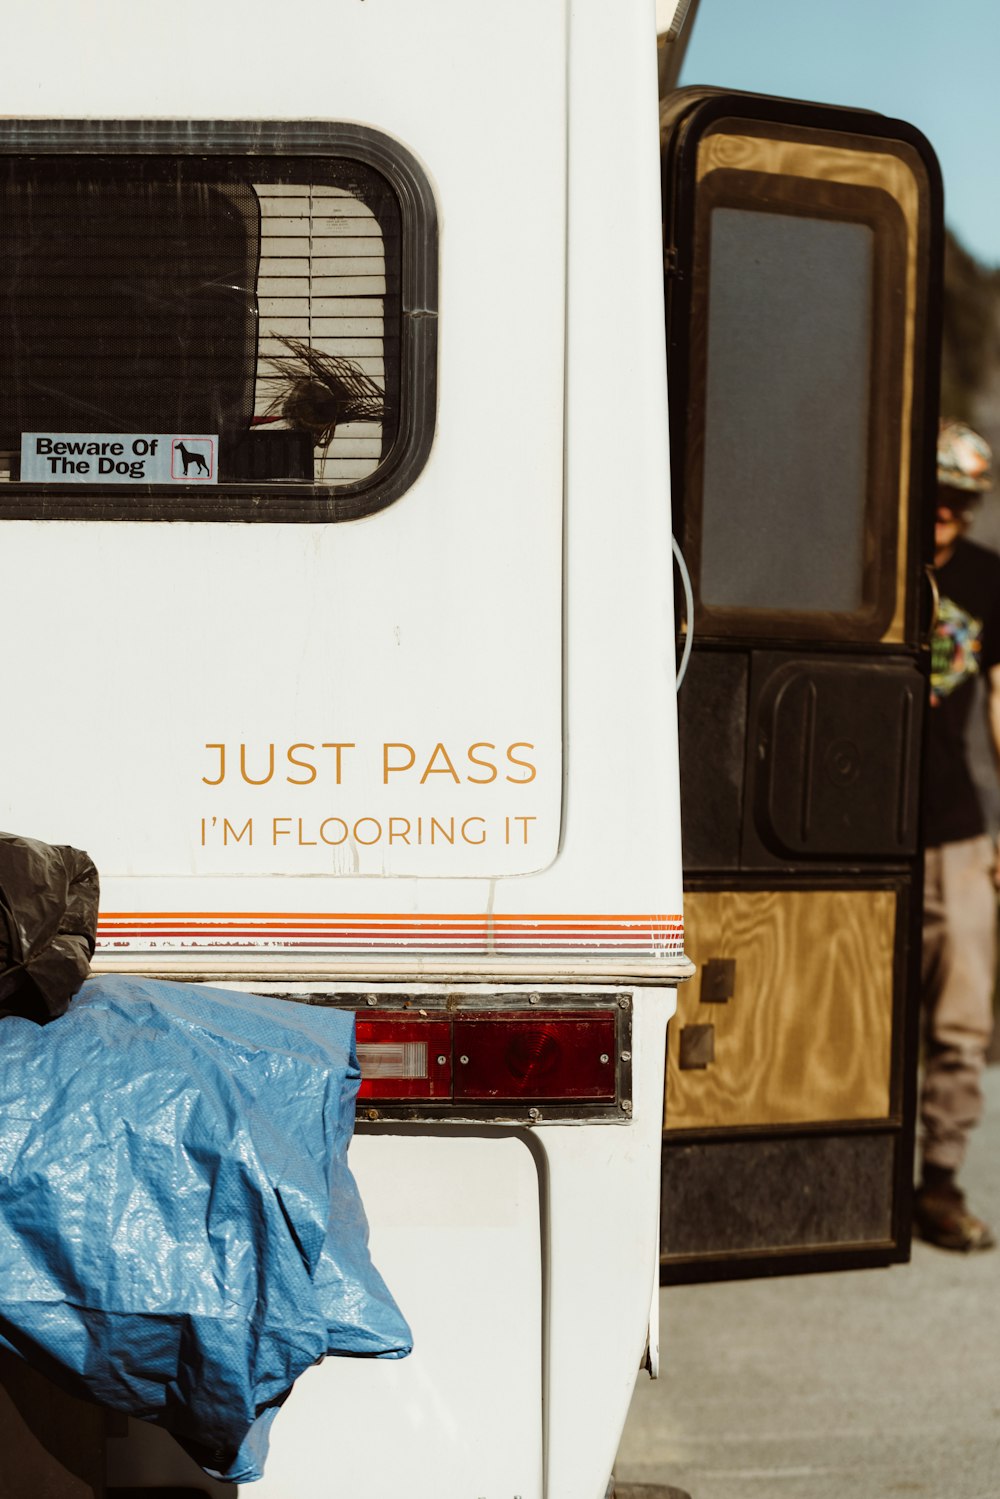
0, 123, 436, 521
663, 103, 937, 646
700, 205, 875, 614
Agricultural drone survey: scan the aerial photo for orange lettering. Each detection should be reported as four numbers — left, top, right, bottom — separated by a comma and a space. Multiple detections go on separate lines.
286, 744, 317, 785
420, 743, 460, 784
505, 743, 536, 783
383, 742, 416, 782
467, 742, 498, 784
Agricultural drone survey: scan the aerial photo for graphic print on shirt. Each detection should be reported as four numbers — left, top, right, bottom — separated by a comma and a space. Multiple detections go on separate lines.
930, 594, 984, 705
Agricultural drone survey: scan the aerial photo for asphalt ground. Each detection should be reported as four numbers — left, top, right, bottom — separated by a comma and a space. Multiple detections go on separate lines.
614, 1067, 1000, 1499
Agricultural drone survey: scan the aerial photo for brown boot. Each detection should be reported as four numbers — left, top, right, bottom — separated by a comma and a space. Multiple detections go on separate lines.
914, 1177, 996, 1252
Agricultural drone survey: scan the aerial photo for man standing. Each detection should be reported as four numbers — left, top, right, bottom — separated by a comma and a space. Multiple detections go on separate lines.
916, 419, 1000, 1251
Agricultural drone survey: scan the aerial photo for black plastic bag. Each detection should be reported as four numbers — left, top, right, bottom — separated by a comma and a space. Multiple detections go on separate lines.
0, 832, 98, 1023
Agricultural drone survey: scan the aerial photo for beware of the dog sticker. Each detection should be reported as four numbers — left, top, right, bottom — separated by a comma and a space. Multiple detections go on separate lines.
20, 434, 218, 484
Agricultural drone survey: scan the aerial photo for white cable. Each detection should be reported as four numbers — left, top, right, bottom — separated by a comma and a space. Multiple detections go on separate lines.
672, 534, 694, 691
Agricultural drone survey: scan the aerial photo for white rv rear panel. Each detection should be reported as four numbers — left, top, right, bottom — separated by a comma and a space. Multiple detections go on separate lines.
0, 2, 687, 1496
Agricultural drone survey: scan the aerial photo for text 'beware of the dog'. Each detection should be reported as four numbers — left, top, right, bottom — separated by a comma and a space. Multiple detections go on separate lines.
20, 434, 218, 484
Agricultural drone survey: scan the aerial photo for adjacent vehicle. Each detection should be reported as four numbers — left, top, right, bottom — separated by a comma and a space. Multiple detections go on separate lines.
659, 74, 941, 1281
0, 3, 686, 1497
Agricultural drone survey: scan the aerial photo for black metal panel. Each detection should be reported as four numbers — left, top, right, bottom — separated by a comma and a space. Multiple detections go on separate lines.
678, 650, 748, 870
0, 1349, 107, 1497
742, 653, 924, 866
661, 1131, 895, 1261
219, 430, 314, 482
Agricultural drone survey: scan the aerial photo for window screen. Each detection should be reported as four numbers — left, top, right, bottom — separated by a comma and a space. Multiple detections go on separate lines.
700, 207, 874, 612
0, 147, 414, 506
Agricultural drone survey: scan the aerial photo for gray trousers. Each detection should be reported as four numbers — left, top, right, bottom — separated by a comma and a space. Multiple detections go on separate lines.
921, 834, 997, 1173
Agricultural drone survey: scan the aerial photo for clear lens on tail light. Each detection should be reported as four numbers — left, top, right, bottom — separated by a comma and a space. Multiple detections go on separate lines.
357, 1041, 428, 1079
356, 1018, 452, 1100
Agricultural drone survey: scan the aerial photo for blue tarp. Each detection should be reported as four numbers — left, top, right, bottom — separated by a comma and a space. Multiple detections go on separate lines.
0, 974, 411, 1482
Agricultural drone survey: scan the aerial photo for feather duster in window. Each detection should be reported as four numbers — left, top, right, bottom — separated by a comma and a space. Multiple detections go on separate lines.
257, 336, 385, 454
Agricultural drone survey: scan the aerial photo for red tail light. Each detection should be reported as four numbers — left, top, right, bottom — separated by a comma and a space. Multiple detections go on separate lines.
356, 1012, 617, 1103
454, 1016, 616, 1101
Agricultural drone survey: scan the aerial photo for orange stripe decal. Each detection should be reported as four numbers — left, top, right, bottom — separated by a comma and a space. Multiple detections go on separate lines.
95, 912, 684, 956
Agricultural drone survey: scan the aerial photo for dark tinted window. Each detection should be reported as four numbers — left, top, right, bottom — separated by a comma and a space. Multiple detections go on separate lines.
0, 164, 261, 446
0, 124, 436, 520
701, 208, 874, 613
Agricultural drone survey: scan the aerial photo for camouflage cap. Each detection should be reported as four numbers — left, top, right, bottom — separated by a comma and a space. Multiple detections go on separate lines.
937, 419, 994, 494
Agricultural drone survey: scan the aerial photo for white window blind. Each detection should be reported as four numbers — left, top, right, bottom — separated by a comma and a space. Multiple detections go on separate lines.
255, 183, 387, 484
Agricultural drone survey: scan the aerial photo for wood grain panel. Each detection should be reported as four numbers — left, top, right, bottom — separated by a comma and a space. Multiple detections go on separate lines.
665, 888, 896, 1130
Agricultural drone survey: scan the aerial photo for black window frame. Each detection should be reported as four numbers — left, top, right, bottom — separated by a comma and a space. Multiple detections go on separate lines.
0, 120, 437, 523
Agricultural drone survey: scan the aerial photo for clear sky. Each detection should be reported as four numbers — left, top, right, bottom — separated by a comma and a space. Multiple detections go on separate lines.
679, 0, 1000, 265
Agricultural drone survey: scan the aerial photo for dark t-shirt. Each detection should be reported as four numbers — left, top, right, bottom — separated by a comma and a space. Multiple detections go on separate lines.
924, 536, 1000, 847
